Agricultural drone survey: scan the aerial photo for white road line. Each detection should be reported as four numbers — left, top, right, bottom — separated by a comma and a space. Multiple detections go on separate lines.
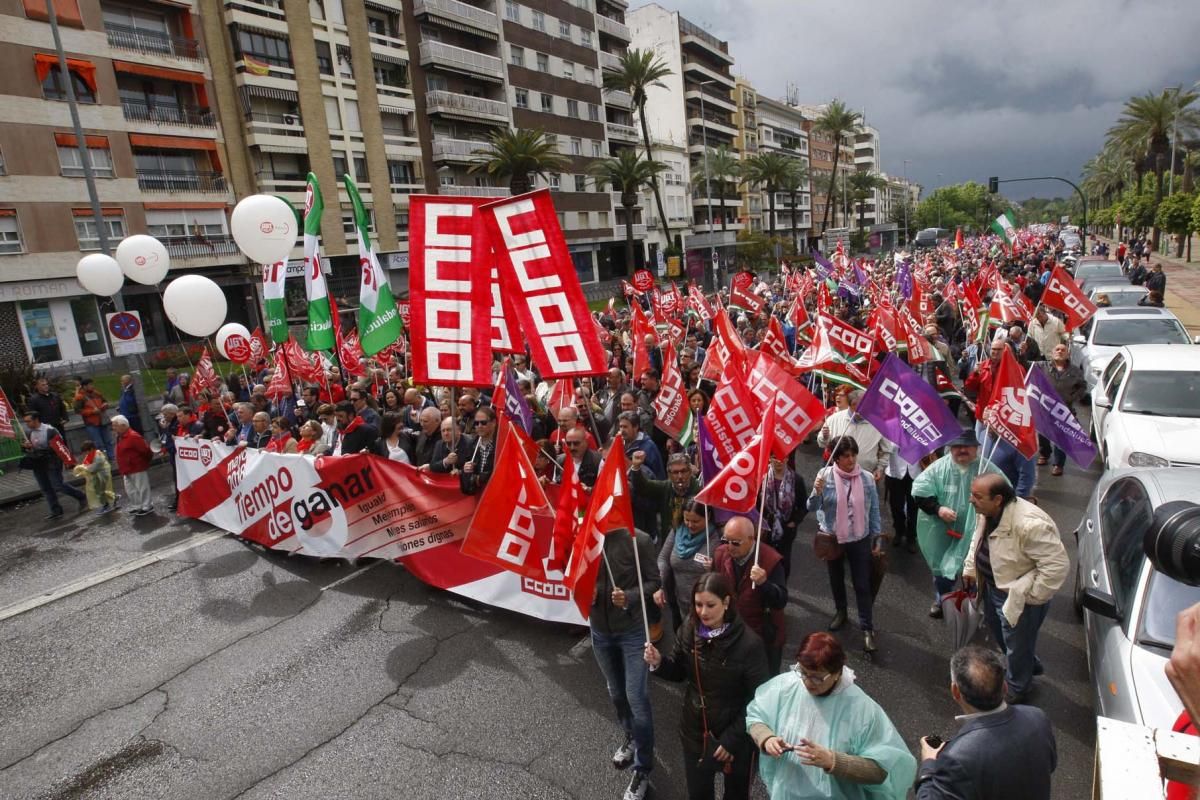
0, 531, 227, 623
320, 560, 386, 592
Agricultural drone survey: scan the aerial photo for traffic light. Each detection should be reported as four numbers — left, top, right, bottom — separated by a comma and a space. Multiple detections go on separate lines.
988, 176, 999, 193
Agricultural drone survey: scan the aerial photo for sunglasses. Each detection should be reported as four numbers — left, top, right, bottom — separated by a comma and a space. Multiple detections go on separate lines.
719, 538, 748, 546
473, 419, 490, 427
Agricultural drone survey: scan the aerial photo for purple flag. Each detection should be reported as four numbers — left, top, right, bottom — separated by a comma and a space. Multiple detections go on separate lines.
503, 368, 534, 434
896, 261, 913, 300
857, 354, 964, 463
1025, 367, 1098, 468
811, 250, 834, 280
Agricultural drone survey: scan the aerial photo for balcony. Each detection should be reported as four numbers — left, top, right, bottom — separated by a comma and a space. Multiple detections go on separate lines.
419, 40, 503, 81
440, 185, 509, 197
606, 121, 638, 142
431, 137, 488, 162
122, 99, 215, 127
682, 60, 735, 88
679, 18, 733, 64
603, 88, 633, 108
106, 24, 202, 61
424, 90, 508, 124
685, 86, 736, 113
595, 14, 630, 41
413, 0, 499, 38
599, 51, 623, 72
688, 115, 738, 139
160, 234, 241, 260
615, 222, 646, 237
136, 170, 227, 193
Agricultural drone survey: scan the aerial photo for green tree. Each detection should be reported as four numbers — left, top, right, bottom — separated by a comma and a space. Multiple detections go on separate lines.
812, 100, 862, 231
914, 181, 993, 231
1155, 191, 1195, 256
690, 145, 741, 233
778, 160, 811, 254
741, 152, 797, 240
1192, 192, 1200, 238
589, 150, 667, 273
1114, 187, 1157, 232
603, 49, 674, 241
847, 171, 886, 231
470, 129, 569, 195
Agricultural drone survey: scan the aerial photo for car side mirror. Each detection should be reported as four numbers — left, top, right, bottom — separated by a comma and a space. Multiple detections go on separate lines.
1193, 335, 1200, 345
1082, 587, 1119, 619
1093, 396, 1111, 409
1072, 334, 1086, 345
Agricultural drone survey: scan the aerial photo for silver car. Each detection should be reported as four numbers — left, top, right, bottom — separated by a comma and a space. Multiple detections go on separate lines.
1075, 468, 1200, 728
1088, 282, 1148, 308
1070, 306, 1192, 390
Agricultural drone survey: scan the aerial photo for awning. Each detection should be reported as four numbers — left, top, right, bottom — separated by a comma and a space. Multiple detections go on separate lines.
113, 60, 205, 85
371, 52, 408, 66
423, 15, 497, 40
54, 132, 109, 148
143, 201, 228, 210
239, 84, 298, 104
252, 143, 309, 154
72, 207, 124, 217
34, 53, 96, 93
128, 133, 218, 151
0, 209, 15, 217
378, 104, 409, 116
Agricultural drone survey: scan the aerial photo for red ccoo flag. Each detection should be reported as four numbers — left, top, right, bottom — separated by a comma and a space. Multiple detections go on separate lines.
564, 445, 635, 620
696, 396, 775, 513
0, 386, 17, 439
1041, 263, 1099, 331
982, 346, 1039, 458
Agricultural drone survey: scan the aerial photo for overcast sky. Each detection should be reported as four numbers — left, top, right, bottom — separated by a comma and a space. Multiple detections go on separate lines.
655, 0, 1200, 200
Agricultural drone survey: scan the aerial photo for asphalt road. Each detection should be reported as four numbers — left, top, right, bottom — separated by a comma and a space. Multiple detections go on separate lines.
0, 440, 1102, 800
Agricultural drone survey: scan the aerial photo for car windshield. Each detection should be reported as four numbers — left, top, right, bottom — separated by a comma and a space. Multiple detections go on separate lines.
1138, 571, 1200, 650
1120, 370, 1200, 417
1093, 290, 1146, 307
1091, 319, 1190, 347
1080, 267, 1123, 282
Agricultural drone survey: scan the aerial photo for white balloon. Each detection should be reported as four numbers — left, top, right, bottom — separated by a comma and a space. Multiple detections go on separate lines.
215, 322, 252, 362
115, 235, 170, 285
231, 194, 297, 265
163, 275, 227, 337
76, 254, 124, 296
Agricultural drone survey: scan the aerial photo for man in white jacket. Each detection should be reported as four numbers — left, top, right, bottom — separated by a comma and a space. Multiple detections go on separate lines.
963, 474, 1068, 704
1027, 308, 1067, 361
817, 390, 892, 480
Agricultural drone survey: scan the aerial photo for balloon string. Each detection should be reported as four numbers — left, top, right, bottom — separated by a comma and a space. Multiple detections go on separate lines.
156, 285, 197, 372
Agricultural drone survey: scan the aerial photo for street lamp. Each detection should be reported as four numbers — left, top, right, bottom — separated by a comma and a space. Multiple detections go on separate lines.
697, 79, 716, 283
902, 159, 911, 245
936, 172, 943, 229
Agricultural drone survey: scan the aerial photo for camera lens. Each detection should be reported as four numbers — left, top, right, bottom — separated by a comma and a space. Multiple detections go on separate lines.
1144, 501, 1200, 587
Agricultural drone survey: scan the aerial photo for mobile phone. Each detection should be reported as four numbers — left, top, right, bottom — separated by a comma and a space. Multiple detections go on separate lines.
925, 735, 944, 749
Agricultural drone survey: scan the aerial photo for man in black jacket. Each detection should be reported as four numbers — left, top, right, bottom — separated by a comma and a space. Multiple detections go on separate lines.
331, 401, 378, 455
27, 377, 70, 430
428, 417, 472, 474
915, 645, 1056, 799
407, 407, 442, 467
556, 427, 601, 489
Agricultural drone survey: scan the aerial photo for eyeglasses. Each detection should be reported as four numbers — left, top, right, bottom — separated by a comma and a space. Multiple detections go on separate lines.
719, 538, 747, 546
473, 420, 490, 427
791, 664, 836, 685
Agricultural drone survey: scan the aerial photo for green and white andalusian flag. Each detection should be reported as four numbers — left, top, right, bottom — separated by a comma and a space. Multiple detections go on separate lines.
303, 173, 335, 351
262, 196, 299, 344
344, 175, 402, 355
990, 209, 1017, 247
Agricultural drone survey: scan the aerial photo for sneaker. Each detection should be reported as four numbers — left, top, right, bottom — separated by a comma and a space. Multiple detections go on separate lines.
1005, 687, 1032, 705
929, 602, 944, 619
1051, 466, 1063, 476
863, 631, 878, 653
45, 511, 64, 520
623, 770, 649, 800
828, 611, 847, 631
96, 504, 111, 515
131, 508, 151, 517
611, 737, 634, 770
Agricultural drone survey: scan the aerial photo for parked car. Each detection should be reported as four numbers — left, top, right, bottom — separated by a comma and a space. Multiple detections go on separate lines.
1091, 345, 1200, 469
1089, 282, 1150, 308
1075, 263, 1127, 294
1075, 468, 1200, 729
913, 227, 949, 249
1070, 307, 1192, 390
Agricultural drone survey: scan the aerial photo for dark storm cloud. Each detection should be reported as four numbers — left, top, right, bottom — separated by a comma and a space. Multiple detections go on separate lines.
649, 0, 1200, 198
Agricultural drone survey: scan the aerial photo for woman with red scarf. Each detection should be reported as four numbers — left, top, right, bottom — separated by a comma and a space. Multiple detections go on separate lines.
266, 417, 297, 454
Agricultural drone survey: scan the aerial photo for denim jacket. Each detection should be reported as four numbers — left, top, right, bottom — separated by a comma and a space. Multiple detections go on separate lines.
806, 466, 882, 543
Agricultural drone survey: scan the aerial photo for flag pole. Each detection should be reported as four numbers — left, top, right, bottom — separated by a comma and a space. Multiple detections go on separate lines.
752, 458, 769, 568
628, 530, 653, 644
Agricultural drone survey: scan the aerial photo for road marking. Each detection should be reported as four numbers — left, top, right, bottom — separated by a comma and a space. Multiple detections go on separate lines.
320, 560, 386, 592
0, 531, 227, 623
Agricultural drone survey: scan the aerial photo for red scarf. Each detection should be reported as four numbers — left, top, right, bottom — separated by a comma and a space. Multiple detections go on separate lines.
267, 433, 294, 453
341, 416, 363, 435
82, 450, 97, 466
297, 438, 315, 453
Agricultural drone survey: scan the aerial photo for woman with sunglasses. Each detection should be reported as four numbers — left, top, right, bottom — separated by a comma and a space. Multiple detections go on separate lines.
745, 632, 915, 799
643, 573, 770, 800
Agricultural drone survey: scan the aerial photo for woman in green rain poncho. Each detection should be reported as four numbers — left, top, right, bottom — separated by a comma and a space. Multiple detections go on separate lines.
746, 632, 915, 800
910, 429, 1005, 618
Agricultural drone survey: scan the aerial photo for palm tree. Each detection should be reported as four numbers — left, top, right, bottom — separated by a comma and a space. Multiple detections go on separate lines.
590, 150, 667, 273
812, 100, 862, 231
847, 171, 887, 231
1108, 89, 1200, 205
741, 151, 795, 240
777, 160, 810, 253
603, 49, 674, 241
470, 128, 569, 195
690, 145, 741, 232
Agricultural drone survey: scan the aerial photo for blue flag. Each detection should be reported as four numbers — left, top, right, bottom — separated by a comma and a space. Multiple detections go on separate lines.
1025, 367, 1098, 468
857, 354, 964, 463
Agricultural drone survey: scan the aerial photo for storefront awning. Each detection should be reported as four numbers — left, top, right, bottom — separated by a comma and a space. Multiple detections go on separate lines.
54, 132, 109, 148
128, 133, 218, 152
113, 60, 205, 85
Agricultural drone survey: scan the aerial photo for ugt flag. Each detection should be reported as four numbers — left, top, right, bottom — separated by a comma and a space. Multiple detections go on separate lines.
857, 354, 964, 464
1025, 367, 1098, 467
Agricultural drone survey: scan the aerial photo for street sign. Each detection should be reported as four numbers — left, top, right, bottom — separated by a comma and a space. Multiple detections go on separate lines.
106, 310, 147, 356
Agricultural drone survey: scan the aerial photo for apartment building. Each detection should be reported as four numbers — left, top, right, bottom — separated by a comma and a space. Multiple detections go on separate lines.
755, 94, 810, 247
731, 75, 759, 233
796, 103, 854, 245
853, 122, 884, 227
0, 0, 251, 369
627, 3, 739, 282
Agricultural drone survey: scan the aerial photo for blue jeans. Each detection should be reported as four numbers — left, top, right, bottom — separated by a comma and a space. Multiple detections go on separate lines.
933, 575, 957, 604
591, 626, 654, 774
980, 432, 1037, 499
33, 463, 86, 514
1038, 435, 1067, 469
85, 423, 114, 462
827, 536, 875, 631
981, 581, 1049, 694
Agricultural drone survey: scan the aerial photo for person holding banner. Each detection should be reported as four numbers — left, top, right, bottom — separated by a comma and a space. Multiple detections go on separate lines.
808, 437, 883, 653
21, 410, 87, 519
1034, 345, 1086, 476
643, 573, 770, 800
654, 499, 719, 632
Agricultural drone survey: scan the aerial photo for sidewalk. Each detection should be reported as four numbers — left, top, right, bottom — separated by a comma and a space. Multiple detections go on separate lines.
1098, 236, 1200, 334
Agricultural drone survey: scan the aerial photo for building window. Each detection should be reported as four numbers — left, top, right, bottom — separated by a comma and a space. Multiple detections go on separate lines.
598, 210, 609, 227
505, 0, 519, 22
559, 19, 571, 38
332, 151, 348, 179
587, 103, 599, 122
539, 93, 553, 113
74, 212, 126, 251
570, 137, 582, 155
146, 208, 225, 238
566, 99, 579, 118
388, 160, 414, 184
0, 147, 5, 174
236, 30, 292, 68
38, 58, 97, 103
531, 10, 545, 32
574, 175, 586, 192
515, 88, 529, 109
580, 29, 592, 47
353, 156, 368, 181
544, 133, 557, 148
57, 139, 113, 178
591, 141, 601, 157
509, 44, 524, 67
0, 212, 22, 254
562, 60, 574, 80
549, 174, 560, 191
536, 52, 549, 72
584, 66, 595, 85
395, 211, 409, 233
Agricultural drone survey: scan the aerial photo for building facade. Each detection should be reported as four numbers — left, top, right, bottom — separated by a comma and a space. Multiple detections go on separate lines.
754, 94, 810, 248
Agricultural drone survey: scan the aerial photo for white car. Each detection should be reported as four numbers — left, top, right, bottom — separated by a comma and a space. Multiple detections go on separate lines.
1088, 282, 1148, 308
1091, 345, 1200, 469
1071, 307, 1193, 391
